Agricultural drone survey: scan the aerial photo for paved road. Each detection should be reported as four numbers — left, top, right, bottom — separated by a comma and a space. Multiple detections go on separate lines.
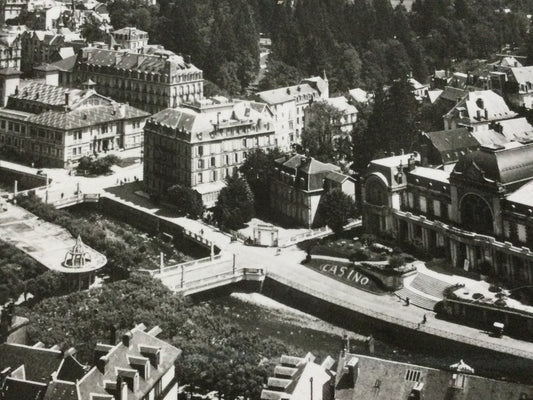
6, 158, 533, 360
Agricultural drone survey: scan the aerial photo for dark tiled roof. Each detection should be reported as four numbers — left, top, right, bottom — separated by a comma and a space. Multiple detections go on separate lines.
10, 82, 85, 107
0, 343, 63, 383
2, 377, 47, 400
453, 143, 533, 188
49, 55, 78, 72
43, 381, 79, 400
276, 154, 341, 191
82, 48, 197, 74
425, 128, 480, 163
28, 104, 148, 130
57, 355, 87, 382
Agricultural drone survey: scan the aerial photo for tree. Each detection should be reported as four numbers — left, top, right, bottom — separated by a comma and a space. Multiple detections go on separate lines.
239, 148, 284, 215
258, 59, 301, 91
318, 189, 355, 234
214, 174, 255, 230
80, 14, 107, 42
300, 101, 344, 163
166, 185, 204, 219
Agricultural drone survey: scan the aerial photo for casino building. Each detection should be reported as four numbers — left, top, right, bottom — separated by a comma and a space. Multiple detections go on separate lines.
362, 143, 533, 286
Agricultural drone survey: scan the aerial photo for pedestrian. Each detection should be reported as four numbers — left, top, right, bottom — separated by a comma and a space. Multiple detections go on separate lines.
422, 314, 427, 324
200, 229, 204, 236
61, 193, 64, 199
405, 297, 410, 306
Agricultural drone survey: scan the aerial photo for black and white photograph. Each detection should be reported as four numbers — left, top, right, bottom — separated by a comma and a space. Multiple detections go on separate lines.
1, 0, 533, 399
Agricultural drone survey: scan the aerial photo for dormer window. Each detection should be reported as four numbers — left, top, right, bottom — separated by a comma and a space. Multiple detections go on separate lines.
451, 373, 466, 389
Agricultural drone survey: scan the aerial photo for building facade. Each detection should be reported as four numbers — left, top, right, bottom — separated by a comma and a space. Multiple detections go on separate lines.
144, 97, 275, 207
0, 323, 181, 400
362, 144, 533, 286
270, 154, 355, 228
0, 79, 148, 167
111, 27, 149, 51
255, 76, 329, 151
20, 28, 83, 76
72, 46, 204, 113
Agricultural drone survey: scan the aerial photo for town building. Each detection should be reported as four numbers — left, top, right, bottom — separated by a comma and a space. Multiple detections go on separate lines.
0, 323, 181, 400
507, 66, 533, 109
67, 45, 204, 113
348, 88, 371, 105
0, 77, 149, 167
408, 77, 428, 102
362, 141, 533, 286
143, 97, 275, 207
314, 96, 358, 135
270, 154, 355, 228
255, 76, 329, 151
0, 26, 22, 71
1, 0, 28, 23
111, 27, 149, 51
20, 28, 83, 76
335, 352, 533, 400
443, 90, 517, 131
416, 128, 480, 171
261, 353, 335, 400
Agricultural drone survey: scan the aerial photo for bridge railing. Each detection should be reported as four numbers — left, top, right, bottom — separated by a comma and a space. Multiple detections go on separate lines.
176, 268, 265, 292
266, 272, 533, 360
151, 253, 231, 277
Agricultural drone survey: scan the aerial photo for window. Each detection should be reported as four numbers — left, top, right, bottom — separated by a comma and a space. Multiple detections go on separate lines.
235, 153, 238, 163
518, 223, 527, 243
212, 170, 217, 181
197, 173, 203, 183
433, 200, 441, 217
408, 193, 414, 209
211, 157, 216, 167
198, 145, 203, 156
198, 159, 204, 169
451, 374, 466, 389
419, 196, 427, 213
405, 369, 421, 382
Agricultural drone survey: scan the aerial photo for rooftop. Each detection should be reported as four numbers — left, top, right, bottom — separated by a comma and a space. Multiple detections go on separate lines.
409, 166, 450, 183
336, 353, 533, 400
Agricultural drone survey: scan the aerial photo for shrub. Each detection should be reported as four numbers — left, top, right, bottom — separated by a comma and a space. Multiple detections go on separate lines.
388, 255, 405, 269
349, 249, 370, 261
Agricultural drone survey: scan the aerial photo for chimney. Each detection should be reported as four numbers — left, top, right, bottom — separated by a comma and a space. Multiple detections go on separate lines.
122, 332, 132, 347
484, 108, 488, 120
63, 347, 77, 359
120, 380, 128, 400
109, 325, 117, 344
0, 367, 12, 387
97, 355, 109, 374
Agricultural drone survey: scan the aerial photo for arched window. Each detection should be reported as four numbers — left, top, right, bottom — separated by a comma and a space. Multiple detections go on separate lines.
460, 193, 494, 235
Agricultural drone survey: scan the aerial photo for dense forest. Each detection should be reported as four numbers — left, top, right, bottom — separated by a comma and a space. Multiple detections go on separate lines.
106, 0, 533, 94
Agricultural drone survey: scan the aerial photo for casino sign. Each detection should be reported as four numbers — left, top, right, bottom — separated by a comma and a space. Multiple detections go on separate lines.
305, 259, 384, 294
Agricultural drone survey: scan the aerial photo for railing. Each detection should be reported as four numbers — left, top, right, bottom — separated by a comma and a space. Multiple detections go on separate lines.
277, 219, 362, 248
152, 253, 229, 277
176, 268, 265, 293
394, 210, 533, 257
266, 272, 533, 360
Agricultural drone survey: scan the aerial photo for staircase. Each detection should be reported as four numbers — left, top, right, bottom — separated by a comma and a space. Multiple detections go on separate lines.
394, 273, 452, 311
394, 287, 439, 311
411, 273, 452, 298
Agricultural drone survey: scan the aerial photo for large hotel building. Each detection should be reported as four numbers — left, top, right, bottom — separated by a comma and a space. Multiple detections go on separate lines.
144, 97, 275, 207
